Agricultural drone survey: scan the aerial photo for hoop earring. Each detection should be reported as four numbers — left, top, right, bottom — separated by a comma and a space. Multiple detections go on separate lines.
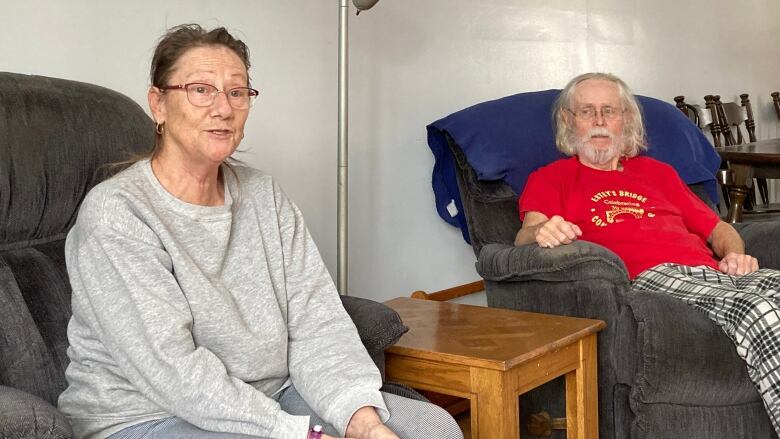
155, 122, 164, 135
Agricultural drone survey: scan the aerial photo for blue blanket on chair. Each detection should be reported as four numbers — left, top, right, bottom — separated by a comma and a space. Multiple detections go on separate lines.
426, 89, 722, 243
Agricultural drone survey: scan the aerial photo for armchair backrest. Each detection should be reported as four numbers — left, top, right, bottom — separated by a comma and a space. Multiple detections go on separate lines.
0, 72, 153, 404
447, 135, 520, 256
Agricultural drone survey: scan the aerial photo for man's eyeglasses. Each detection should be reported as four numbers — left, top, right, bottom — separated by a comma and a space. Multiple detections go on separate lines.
158, 83, 259, 110
567, 106, 624, 121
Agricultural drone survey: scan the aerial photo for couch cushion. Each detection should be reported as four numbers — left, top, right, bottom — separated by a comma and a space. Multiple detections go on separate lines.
0, 241, 71, 405
339, 295, 408, 379
0, 385, 72, 439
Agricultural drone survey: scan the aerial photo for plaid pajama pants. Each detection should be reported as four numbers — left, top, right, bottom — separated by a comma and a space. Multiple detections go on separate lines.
633, 263, 780, 435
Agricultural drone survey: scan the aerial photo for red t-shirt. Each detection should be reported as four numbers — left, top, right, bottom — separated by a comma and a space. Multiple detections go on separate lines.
518, 156, 721, 278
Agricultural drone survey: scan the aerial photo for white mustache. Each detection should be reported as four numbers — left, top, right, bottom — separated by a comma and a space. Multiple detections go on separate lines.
585, 127, 614, 140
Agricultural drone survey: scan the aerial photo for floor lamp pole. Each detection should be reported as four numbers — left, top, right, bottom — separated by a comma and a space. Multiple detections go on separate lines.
337, 0, 349, 295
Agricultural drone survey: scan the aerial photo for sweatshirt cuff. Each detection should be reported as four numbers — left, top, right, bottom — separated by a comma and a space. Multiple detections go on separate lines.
269, 411, 310, 439
330, 389, 389, 436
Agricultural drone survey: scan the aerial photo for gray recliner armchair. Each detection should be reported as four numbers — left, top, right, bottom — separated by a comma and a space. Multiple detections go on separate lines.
0, 72, 411, 438
448, 132, 780, 438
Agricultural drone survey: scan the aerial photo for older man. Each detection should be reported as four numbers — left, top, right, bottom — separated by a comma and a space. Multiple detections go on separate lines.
515, 72, 780, 433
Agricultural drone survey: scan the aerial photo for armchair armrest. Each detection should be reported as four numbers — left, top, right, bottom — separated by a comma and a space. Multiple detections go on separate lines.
0, 385, 72, 439
733, 221, 780, 269
475, 240, 629, 356
340, 295, 408, 380
477, 241, 629, 284
476, 239, 630, 355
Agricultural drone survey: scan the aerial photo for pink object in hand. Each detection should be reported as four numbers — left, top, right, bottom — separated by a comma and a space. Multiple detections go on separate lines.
308, 425, 323, 439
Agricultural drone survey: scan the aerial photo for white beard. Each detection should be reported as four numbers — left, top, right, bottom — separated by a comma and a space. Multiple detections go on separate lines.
570, 127, 624, 165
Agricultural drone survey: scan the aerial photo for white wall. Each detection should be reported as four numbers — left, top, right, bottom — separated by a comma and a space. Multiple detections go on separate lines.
4, 0, 780, 303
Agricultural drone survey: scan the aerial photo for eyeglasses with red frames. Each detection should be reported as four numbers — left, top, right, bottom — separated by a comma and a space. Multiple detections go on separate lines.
158, 83, 259, 109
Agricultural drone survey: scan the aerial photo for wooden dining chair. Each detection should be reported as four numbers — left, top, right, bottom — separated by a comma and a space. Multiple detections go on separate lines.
674, 95, 703, 128
675, 95, 730, 211
772, 91, 780, 121
711, 95, 755, 145
710, 94, 768, 206
703, 95, 724, 148
674, 95, 718, 131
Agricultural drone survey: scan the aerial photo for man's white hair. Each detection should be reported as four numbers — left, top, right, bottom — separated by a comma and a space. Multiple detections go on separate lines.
553, 72, 647, 157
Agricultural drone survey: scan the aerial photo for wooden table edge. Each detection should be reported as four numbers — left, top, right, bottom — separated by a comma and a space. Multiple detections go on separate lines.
386, 323, 604, 371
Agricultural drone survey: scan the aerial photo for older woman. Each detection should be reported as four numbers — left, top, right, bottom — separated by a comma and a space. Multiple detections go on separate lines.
58, 25, 461, 439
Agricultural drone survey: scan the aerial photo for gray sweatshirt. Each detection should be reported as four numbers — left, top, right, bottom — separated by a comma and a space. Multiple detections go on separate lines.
58, 160, 387, 439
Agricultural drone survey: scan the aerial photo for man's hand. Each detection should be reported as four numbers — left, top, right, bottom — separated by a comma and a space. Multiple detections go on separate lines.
708, 221, 758, 275
718, 252, 759, 275
345, 407, 399, 439
533, 215, 582, 248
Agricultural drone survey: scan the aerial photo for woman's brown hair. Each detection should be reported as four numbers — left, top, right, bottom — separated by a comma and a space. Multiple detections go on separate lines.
111, 24, 251, 174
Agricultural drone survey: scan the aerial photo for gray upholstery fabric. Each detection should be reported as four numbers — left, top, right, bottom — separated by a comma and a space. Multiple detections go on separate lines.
448, 134, 520, 256
449, 137, 779, 439
0, 243, 71, 405
0, 72, 155, 252
630, 400, 774, 438
0, 72, 415, 438
735, 221, 780, 264
0, 72, 155, 408
0, 386, 73, 439
0, 72, 155, 439
339, 295, 409, 380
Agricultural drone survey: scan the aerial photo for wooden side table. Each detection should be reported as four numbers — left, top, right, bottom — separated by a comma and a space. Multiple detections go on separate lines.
384, 297, 605, 439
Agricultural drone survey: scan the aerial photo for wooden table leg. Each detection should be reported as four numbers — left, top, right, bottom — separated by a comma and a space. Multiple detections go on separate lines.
726, 163, 754, 223
471, 368, 519, 439
566, 334, 599, 439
